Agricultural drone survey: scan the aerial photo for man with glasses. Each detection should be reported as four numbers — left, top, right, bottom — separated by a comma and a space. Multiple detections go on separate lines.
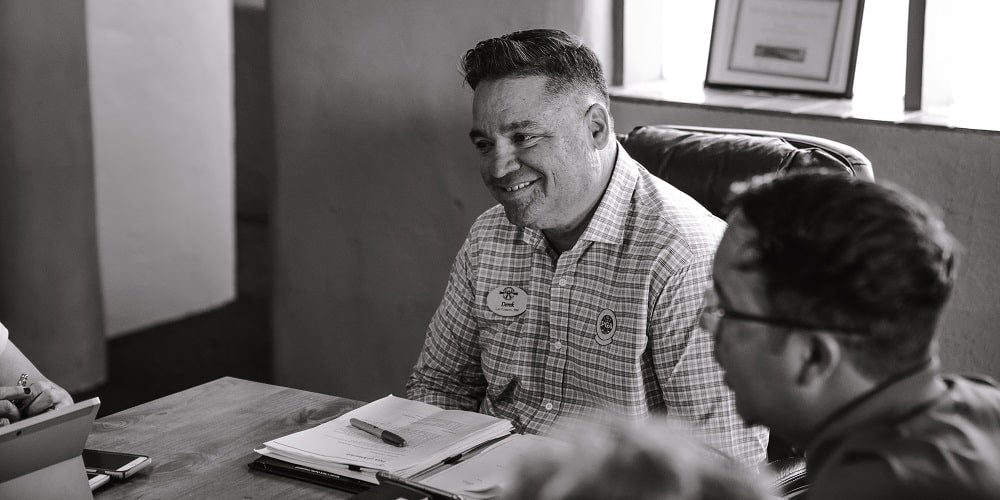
706, 170, 1000, 498
407, 28, 767, 465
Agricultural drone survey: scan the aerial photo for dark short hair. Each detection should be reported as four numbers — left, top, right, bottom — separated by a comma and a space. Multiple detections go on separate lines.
726, 170, 959, 379
460, 29, 609, 105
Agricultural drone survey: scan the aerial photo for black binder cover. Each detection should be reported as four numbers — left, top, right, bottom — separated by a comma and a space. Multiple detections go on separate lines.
248, 456, 372, 494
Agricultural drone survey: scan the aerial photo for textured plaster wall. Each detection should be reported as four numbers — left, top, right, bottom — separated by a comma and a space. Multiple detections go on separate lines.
612, 100, 1000, 379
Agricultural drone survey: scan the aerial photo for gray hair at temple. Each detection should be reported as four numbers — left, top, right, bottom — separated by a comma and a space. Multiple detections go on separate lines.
500, 418, 773, 500
460, 28, 609, 106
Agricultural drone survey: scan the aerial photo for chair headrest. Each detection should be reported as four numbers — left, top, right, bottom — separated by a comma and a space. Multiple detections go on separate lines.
620, 125, 868, 217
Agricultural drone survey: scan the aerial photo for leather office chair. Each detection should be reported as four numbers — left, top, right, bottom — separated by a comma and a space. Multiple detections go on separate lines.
618, 124, 874, 498
619, 124, 874, 218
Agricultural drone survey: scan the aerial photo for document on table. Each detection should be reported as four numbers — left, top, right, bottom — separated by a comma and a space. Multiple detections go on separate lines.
256, 395, 514, 482
417, 433, 558, 499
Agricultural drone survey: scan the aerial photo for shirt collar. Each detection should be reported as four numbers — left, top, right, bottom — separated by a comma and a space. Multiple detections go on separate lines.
806, 358, 948, 472
578, 142, 639, 246
521, 142, 639, 249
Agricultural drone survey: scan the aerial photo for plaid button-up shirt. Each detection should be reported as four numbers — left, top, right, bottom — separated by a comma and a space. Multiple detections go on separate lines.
407, 147, 768, 465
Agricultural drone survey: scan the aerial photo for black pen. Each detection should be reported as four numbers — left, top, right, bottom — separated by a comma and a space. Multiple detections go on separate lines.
349, 418, 407, 447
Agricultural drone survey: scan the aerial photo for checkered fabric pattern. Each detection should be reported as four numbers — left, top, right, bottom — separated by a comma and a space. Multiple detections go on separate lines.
407, 147, 768, 465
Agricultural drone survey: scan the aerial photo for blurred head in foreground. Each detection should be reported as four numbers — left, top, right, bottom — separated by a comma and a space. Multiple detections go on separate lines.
501, 418, 773, 500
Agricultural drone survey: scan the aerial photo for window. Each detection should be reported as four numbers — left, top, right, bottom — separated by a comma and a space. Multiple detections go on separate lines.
620, 0, 1000, 130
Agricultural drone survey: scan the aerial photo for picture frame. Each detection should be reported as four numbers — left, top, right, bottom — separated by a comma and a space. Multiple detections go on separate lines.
705, 0, 865, 98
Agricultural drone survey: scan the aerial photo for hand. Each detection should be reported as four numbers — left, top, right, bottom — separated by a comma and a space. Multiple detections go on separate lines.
0, 386, 29, 426
19, 380, 73, 418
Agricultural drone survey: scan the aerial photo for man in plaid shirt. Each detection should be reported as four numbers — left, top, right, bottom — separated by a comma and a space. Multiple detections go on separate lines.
406, 29, 767, 465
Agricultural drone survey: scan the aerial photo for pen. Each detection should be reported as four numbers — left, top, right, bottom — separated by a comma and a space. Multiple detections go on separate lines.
349, 418, 407, 447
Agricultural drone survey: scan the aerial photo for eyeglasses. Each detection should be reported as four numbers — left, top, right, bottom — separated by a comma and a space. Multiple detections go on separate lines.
700, 304, 832, 336
699, 290, 868, 338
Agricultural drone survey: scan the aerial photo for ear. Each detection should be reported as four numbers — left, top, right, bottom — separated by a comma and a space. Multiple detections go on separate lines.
793, 332, 842, 387
584, 103, 611, 149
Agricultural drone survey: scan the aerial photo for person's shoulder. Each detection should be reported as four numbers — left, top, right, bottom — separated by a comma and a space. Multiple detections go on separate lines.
817, 412, 1000, 499
463, 204, 526, 254
946, 373, 1000, 392
627, 165, 725, 255
809, 456, 987, 500
941, 373, 1000, 422
468, 204, 514, 234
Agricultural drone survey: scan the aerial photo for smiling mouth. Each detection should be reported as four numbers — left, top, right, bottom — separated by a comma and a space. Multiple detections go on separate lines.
502, 180, 534, 192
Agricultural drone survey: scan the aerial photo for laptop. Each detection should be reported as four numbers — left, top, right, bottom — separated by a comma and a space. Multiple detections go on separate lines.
0, 397, 101, 500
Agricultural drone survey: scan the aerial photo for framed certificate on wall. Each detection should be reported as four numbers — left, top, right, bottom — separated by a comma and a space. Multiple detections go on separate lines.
705, 0, 865, 97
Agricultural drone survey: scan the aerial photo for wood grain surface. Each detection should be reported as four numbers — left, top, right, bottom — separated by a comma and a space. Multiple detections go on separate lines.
86, 377, 364, 499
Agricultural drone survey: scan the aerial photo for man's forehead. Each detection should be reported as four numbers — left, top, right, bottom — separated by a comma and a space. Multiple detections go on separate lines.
471, 78, 565, 135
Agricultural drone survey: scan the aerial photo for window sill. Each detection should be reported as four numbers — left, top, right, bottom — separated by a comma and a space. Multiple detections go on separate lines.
611, 81, 1000, 134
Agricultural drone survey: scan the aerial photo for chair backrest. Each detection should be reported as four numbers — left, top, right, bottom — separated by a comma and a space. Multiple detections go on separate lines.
618, 124, 874, 218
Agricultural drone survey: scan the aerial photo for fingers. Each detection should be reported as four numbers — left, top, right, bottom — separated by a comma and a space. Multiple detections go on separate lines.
22, 382, 52, 417
0, 399, 21, 424
0, 385, 31, 400
49, 386, 73, 410
21, 380, 73, 417
0, 417, 8, 426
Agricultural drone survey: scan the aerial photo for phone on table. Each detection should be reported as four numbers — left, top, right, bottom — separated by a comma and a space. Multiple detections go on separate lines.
87, 472, 111, 491
82, 449, 151, 479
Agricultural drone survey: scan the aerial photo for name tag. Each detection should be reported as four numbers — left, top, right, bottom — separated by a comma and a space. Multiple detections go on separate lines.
486, 285, 528, 317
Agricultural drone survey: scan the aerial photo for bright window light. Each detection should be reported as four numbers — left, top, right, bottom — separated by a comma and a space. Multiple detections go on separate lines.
924, 0, 1000, 120
641, 0, 1000, 127
658, 1, 714, 88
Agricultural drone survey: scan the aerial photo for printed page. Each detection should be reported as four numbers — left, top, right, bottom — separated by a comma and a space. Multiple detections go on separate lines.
418, 434, 562, 498
261, 395, 512, 475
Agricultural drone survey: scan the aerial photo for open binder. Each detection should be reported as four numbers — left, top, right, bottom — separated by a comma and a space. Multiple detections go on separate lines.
251, 395, 556, 499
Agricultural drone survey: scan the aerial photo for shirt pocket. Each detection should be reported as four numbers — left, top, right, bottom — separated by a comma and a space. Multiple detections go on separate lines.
477, 312, 527, 383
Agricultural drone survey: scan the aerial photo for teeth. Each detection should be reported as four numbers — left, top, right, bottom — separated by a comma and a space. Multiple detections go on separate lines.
505, 181, 532, 192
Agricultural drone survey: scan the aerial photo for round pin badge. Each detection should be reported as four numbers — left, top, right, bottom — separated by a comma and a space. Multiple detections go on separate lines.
487, 285, 528, 317
595, 309, 617, 346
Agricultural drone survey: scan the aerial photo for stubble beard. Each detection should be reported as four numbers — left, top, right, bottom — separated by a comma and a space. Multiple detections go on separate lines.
499, 191, 542, 229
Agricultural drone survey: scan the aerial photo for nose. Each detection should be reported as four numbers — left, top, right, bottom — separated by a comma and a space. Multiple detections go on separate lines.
486, 142, 520, 179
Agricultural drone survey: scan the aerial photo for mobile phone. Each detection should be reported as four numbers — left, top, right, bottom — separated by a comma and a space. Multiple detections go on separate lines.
82, 449, 151, 479
87, 472, 111, 491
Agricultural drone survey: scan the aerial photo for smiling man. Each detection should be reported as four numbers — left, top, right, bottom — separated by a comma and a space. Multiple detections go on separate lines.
706, 171, 1000, 498
406, 29, 767, 466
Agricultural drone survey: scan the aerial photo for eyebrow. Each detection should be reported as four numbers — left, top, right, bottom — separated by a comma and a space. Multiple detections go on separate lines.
469, 120, 543, 141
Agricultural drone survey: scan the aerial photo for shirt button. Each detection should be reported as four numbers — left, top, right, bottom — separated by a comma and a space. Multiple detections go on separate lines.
558, 277, 568, 287
544, 402, 553, 411
553, 341, 563, 350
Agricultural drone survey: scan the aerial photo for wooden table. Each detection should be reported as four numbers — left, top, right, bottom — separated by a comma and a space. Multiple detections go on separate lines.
86, 377, 364, 498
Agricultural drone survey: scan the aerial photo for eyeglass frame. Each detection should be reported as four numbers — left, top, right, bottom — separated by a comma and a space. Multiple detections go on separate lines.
699, 290, 869, 339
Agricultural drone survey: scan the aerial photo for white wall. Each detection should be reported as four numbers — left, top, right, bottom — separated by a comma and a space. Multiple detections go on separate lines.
87, 0, 235, 336
612, 99, 1000, 379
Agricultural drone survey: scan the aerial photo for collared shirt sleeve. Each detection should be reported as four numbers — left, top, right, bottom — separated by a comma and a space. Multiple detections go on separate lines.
650, 254, 769, 465
406, 237, 487, 411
